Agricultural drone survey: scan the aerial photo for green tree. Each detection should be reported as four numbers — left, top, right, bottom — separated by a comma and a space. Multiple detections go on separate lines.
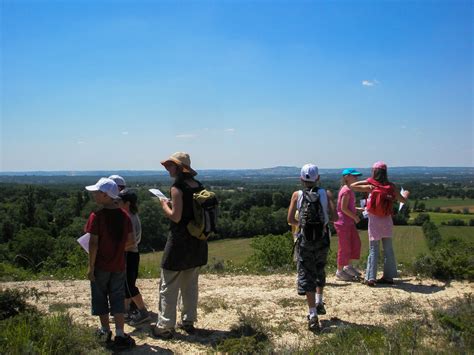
10, 227, 55, 270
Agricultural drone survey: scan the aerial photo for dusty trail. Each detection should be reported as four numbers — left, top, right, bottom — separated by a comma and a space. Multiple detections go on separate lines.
3, 275, 472, 353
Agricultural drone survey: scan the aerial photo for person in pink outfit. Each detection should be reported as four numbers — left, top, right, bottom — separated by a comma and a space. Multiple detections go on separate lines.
351, 161, 409, 287
334, 168, 362, 281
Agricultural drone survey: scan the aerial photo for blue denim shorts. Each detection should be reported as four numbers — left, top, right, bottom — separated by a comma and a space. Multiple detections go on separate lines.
90, 269, 126, 316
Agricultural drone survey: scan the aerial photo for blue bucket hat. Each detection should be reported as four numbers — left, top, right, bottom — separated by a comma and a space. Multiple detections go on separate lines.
342, 168, 362, 176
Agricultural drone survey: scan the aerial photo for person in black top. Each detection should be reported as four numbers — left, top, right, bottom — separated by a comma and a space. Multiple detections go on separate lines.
152, 152, 208, 339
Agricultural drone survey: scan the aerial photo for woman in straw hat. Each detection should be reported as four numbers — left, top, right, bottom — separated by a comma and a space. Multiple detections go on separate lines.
152, 152, 208, 339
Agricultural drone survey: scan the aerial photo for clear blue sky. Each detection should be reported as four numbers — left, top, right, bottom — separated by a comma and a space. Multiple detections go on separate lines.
1, 0, 472, 171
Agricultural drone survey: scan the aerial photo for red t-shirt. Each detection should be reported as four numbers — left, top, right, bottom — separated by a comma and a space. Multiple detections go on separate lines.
85, 207, 132, 272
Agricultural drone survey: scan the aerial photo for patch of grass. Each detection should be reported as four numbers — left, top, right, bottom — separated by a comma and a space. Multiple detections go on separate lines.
0, 288, 105, 354
439, 226, 474, 242
433, 293, 474, 351
276, 297, 304, 309
1, 311, 106, 355
49, 302, 83, 313
198, 297, 229, 314
379, 297, 420, 315
215, 311, 271, 354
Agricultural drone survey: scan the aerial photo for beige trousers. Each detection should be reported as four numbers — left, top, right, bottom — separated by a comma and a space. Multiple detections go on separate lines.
157, 267, 200, 329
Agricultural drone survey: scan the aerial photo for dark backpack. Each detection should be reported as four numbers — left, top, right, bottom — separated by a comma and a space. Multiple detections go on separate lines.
366, 177, 395, 217
298, 187, 326, 241
187, 188, 219, 240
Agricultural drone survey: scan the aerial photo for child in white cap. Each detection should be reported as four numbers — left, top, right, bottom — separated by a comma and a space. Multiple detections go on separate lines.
84, 177, 136, 349
287, 164, 336, 332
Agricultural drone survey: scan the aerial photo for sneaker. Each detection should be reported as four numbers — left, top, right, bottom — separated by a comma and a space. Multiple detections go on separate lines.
307, 315, 320, 332
114, 334, 136, 350
129, 310, 151, 326
152, 325, 174, 339
178, 321, 195, 334
96, 328, 113, 344
336, 269, 354, 281
316, 302, 326, 315
124, 310, 137, 323
344, 265, 362, 277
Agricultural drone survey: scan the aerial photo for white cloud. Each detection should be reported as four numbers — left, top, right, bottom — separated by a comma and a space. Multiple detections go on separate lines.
77, 141, 85, 144
224, 128, 236, 133
362, 79, 379, 87
176, 133, 197, 139
122, 131, 129, 135
401, 125, 407, 129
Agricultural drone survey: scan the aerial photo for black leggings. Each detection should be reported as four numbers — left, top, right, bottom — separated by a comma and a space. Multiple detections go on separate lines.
125, 252, 140, 298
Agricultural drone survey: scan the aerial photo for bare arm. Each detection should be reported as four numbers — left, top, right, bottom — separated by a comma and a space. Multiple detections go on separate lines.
88, 234, 98, 281
326, 190, 337, 222
160, 186, 183, 223
124, 232, 135, 251
340, 193, 360, 223
287, 191, 299, 226
350, 180, 374, 193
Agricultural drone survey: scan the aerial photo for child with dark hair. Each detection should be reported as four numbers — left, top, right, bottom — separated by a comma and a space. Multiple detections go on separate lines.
351, 161, 409, 287
84, 178, 136, 349
118, 189, 150, 326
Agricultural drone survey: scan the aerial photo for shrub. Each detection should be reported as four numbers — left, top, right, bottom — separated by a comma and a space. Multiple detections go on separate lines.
0, 288, 40, 320
413, 213, 430, 226
246, 233, 294, 272
422, 221, 442, 250
413, 238, 474, 281
445, 219, 466, 226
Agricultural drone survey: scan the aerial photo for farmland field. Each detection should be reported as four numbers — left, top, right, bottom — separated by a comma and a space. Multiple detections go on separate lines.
421, 198, 474, 212
410, 212, 474, 225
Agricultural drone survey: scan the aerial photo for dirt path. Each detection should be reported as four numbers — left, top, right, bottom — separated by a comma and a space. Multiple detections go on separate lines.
3, 275, 473, 353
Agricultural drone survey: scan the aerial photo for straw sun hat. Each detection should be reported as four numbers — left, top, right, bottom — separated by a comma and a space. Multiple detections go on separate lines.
161, 152, 197, 176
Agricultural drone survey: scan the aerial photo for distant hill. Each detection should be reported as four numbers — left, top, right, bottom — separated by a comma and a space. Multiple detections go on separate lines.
0, 166, 473, 184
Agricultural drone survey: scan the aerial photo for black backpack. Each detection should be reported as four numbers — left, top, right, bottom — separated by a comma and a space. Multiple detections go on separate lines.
298, 187, 326, 241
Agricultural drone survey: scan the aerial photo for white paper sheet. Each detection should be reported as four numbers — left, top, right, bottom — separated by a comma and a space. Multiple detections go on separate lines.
399, 187, 406, 211
77, 233, 90, 253
149, 188, 169, 201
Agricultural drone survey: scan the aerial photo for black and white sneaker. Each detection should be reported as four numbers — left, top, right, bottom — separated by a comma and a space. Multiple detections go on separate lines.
316, 302, 326, 315
129, 310, 151, 326
96, 328, 113, 345
307, 315, 320, 332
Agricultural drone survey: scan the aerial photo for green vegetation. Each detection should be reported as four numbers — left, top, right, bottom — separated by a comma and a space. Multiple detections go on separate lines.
0, 288, 105, 355
411, 212, 474, 226
421, 197, 474, 210
413, 222, 474, 280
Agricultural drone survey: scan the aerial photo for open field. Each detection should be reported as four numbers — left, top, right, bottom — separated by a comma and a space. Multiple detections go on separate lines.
438, 226, 474, 242
410, 212, 474, 225
421, 198, 474, 212
141, 226, 428, 277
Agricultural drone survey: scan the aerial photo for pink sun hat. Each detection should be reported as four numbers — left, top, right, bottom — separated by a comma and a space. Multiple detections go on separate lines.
372, 161, 387, 169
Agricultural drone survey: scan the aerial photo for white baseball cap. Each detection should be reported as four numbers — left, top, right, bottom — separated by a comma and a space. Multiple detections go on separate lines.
300, 164, 319, 182
86, 178, 119, 199
108, 174, 126, 187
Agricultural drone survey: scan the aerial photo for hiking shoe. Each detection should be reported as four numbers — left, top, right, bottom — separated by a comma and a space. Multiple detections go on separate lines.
336, 269, 354, 281
178, 322, 196, 334
129, 310, 151, 326
316, 302, 326, 315
114, 334, 136, 350
124, 309, 138, 323
96, 328, 113, 344
344, 265, 362, 277
152, 325, 174, 339
365, 279, 376, 287
307, 315, 320, 332
376, 277, 394, 285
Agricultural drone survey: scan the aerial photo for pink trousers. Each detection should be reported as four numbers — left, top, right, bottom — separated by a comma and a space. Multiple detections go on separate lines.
335, 223, 361, 267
